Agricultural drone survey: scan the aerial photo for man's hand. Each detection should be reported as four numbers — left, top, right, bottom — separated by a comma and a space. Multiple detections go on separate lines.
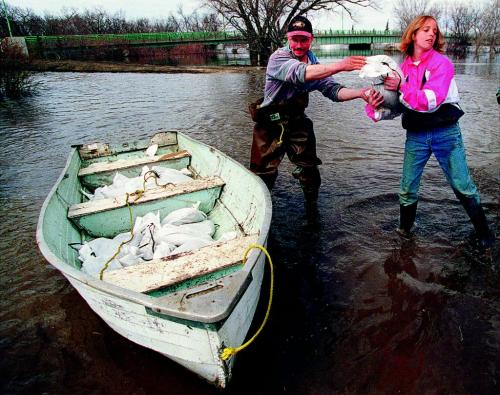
362, 88, 384, 108
315, 56, 366, 78
338, 56, 366, 72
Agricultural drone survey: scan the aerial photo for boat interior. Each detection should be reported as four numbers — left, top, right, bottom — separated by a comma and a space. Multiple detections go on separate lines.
64, 131, 259, 295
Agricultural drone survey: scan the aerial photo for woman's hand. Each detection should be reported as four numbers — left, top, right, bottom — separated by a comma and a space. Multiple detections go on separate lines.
362, 88, 384, 108
338, 56, 366, 72
384, 72, 401, 91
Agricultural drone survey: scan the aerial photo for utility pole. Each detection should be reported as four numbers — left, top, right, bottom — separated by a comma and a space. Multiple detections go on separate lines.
2, 0, 13, 37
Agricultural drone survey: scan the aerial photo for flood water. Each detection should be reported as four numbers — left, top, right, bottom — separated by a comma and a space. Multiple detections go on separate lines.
1, 53, 499, 394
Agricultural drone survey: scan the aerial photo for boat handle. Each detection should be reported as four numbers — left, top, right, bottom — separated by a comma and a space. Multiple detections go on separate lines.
185, 284, 223, 299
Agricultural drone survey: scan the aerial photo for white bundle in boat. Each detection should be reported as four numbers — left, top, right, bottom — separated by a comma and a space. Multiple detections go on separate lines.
145, 144, 158, 157
79, 206, 238, 277
86, 165, 193, 201
79, 238, 124, 275
161, 206, 208, 225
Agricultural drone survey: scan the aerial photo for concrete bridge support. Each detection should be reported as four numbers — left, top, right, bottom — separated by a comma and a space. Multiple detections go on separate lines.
2, 37, 29, 56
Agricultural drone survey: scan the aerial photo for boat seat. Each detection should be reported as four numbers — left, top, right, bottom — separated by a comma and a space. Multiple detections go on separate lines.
102, 234, 259, 293
79, 150, 192, 189
78, 130, 179, 161
68, 176, 225, 238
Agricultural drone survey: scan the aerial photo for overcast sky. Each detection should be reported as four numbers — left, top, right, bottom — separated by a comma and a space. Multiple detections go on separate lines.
9, 0, 401, 30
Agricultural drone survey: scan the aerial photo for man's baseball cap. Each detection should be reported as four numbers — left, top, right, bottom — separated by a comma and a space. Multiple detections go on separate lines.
287, 15, 313, 38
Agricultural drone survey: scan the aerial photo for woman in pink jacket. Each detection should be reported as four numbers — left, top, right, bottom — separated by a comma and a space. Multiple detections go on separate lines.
383, 15, 494, 250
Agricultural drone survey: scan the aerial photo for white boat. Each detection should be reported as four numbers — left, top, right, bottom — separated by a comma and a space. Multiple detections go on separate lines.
36, 131, 272, 388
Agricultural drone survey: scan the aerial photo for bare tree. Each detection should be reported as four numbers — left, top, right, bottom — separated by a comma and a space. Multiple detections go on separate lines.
132, 18, 152, 33
151, 16, 180, 32
201, 13, 222, 31
392, 0, 443, 32
204, 0, 377, 66
164, 14, 182, 32
106, 11, 129, 34
0, 1, 228, 39
6, 6, 43, 35
174, 6, 223, 32
82, 7, 110, 34
445, 2, 478, 55
58, 8, 84, 35
480, 0, 499, 57
392, 0, 498, 57
469, 3, 489, 57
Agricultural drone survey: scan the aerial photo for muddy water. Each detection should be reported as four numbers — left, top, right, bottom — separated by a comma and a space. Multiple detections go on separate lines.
0, 54, 498, 395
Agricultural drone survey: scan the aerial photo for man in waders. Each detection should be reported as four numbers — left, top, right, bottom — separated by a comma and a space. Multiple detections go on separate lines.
249, 15, 383, 214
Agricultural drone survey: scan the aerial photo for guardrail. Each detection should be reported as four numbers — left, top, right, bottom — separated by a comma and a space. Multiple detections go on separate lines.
24, 31, 244, 47
24, 30, 405, 48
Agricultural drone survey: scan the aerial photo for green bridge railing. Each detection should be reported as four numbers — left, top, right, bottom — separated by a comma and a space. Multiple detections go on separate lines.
24, 29, 404, 49
24, 31, 244, 47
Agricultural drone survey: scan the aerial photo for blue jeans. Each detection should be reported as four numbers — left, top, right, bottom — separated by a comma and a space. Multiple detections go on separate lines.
399, 123, 480, 206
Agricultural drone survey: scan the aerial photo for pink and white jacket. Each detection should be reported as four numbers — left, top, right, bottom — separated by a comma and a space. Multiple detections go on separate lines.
366, 49, 460, 121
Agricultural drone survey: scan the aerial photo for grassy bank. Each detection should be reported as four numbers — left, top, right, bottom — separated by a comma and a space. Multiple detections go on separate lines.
28, 60, 263, 74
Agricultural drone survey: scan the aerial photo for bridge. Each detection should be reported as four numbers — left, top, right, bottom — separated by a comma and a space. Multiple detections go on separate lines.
24, 29, 402, 56
316, 30, 401, 45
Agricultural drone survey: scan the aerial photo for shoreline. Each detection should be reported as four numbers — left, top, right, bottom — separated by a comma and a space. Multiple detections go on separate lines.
28, 59, 264, 74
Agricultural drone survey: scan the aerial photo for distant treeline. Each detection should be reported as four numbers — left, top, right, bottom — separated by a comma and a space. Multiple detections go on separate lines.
0, 3, 223, 37
2, 1, 498, 60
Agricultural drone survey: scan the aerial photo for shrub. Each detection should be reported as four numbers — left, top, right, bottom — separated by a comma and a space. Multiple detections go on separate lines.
0, 39, 37, 100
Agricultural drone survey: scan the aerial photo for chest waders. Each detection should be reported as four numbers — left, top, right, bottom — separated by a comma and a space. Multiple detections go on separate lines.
249, 94, 322, 206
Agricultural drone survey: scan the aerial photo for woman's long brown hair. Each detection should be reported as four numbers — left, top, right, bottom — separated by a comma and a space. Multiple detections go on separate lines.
400, 15, 445, 56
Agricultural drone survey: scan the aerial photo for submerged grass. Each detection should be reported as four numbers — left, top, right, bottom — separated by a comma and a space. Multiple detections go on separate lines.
0, 40, 38, 100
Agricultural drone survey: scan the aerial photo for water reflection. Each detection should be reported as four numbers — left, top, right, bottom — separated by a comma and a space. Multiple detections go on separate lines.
131, 48, 499, 71
145, 48, 393, 66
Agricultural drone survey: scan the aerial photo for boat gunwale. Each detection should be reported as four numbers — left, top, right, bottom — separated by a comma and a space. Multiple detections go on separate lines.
36, 131, 272, 324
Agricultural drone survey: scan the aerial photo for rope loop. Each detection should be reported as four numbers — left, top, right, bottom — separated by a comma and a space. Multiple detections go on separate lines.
143, 170, 160, 189
220, 243, 274, 361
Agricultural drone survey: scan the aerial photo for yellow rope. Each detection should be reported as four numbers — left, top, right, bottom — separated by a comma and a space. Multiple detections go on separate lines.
276, 123, 285, 146
143, 170, 160, 189
99, 192, 137, 280
143, 170, 174, 190
95, 172, 274, 357
220, 243, 274, 361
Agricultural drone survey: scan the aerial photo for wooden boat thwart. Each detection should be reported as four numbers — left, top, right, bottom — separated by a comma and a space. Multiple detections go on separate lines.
36, 131, 272, 388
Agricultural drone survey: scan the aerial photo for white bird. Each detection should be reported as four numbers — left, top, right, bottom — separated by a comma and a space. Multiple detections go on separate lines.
360, 55, 405, 120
